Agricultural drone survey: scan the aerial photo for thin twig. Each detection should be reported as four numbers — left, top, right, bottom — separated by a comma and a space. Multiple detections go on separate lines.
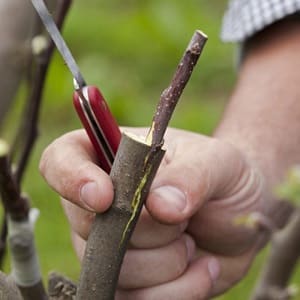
12, 0, 72, 185
0, 217, 7, 269
147, 30, 207, 147
0, 0, 72, 282
251, 209, 300, 300
0, 141, 29, 221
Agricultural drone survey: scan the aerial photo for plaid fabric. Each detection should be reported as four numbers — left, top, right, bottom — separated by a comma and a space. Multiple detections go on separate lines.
221, 0, 300, 42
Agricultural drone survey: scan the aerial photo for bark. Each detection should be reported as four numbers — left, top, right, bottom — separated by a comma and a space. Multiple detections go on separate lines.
251, 209, 300, 300
76, 30, 207, 300
0, 0, 60, 267
14, 0, 72, 185
76, 133, 165, 300
147, 30, 207, 146
0, 0, 59, 125
0, 143, 46, 300
0, 271, 22, 300
48, 272, 77, 300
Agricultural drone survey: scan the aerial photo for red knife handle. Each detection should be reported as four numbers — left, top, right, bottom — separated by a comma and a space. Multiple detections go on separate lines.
73, 86, 121, 173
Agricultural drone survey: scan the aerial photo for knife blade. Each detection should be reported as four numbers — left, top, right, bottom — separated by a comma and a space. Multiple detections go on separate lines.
31, 0, 86, 88
30, 0, 121, 173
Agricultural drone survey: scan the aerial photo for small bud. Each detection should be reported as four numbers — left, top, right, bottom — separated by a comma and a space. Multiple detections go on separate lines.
0, 140, 9, 157
287, 284, 298, 297
31, 35, 48, 55
233, 212, 275, 232
234, 213, 259, 229
276, 165, 300, 206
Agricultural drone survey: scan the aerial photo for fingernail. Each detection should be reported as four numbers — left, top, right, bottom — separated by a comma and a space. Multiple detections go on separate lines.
152, 186, 187, 212
208, 258, 220, 282
80, 182, 100, 211
184, 235, 195, 261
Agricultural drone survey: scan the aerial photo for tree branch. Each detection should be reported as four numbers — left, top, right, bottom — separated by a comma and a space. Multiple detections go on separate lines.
0, 142, 46, 300
147, 30, 207, 147
0, 1, 36, 129
0, 1, 72, 298
13, 0, 73, 185
251, 209, 300, 300
0, 271, 23, 300
76, 30, 207, 300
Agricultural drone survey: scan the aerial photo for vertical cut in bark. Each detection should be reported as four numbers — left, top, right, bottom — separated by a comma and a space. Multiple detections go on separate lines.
76, 133, 165, 300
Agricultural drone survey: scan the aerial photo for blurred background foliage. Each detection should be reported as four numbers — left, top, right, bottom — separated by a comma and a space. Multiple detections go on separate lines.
3, 0, 293, 299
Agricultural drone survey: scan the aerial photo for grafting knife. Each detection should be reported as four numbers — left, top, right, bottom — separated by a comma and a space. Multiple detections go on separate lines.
31, 0, 121, 173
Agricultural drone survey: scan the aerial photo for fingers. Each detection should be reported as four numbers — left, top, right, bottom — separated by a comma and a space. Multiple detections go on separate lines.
116, 256, 219, 300
119, 234, 195, 289
147, 131, 250, 224
72, 230, 218, 300
39, 130, 114, 212
130, 208, 188, 248
62, 199, 95, 241
66, 200, 187, 249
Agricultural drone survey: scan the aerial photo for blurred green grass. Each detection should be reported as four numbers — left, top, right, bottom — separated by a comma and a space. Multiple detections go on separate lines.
4, 0, 299, 299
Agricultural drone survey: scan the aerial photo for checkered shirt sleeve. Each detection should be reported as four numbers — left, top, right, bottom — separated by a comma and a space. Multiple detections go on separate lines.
221, 0, 300, 42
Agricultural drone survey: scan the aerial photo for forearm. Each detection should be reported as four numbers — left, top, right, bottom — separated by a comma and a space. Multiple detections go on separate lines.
215, 16, 300, 189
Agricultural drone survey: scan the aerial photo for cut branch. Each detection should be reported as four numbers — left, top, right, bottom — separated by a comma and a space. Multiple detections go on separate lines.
0, 142, 47, 300
147, 30, 207, 147
0, 2, 72, 296
76, 30, 207, 300
76, 133, 165, 300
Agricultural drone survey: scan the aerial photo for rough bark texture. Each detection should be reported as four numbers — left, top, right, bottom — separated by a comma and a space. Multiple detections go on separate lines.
76, 133, 165, 300
251, 210, 300, 300
48, 272, 77, 300
0, 271, 22, 300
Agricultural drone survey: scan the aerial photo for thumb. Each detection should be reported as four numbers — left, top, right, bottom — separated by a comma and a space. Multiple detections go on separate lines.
39, 130, 114, 213
146, 138, 249, 224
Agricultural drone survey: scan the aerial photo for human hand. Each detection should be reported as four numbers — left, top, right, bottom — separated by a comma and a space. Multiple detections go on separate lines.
40, 127, 268, 299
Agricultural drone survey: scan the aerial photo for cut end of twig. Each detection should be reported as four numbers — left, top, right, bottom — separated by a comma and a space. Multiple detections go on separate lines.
146, 29, 207, 148
125, 131, 151, 146
0, 140, 9, 157
188, 30, 208, 55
